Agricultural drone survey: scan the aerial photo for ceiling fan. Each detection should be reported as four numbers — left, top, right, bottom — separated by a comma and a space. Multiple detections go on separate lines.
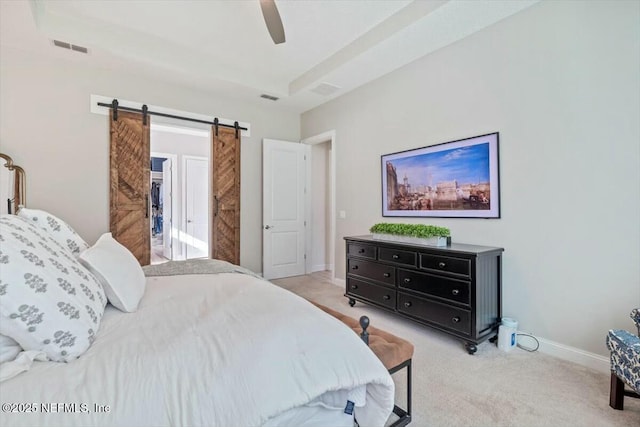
259, 0, 286, 44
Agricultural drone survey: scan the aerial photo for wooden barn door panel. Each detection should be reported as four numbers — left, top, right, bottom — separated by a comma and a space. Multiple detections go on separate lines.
110, 110, 150, 265
211, 126, 240, 264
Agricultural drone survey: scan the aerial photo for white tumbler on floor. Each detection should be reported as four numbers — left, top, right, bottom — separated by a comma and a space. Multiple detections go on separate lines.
498, 317, 518, 352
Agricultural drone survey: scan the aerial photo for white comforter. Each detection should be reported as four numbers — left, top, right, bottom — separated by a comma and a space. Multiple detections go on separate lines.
0, 273, 394, 426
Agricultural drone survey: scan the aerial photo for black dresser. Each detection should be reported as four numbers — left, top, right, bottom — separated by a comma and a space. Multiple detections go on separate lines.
344, 235, 504, 354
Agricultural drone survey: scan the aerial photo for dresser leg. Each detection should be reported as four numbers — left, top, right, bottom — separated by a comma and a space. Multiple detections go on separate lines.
348, 298, 356, 307
489, 335, 498, 343
465, 342, 477, 355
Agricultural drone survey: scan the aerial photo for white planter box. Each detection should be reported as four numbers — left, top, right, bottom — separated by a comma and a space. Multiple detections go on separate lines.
372, 233, 450, 247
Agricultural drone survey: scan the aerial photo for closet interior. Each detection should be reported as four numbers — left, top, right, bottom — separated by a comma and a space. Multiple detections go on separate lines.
150, 156, 166, 260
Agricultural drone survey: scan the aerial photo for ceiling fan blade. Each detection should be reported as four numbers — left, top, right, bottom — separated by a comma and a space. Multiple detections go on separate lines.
260, 0, 286, 44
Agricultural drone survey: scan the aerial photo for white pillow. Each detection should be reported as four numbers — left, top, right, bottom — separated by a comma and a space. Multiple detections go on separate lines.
0, 335, 22, 364
0, 215, 106, 362
18, 208, 89, 257
79, 233, 146, 313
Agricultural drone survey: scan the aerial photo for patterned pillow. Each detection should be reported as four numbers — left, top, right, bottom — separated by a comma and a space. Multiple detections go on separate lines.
17, 208, 89, 257
0, 215, 106, 362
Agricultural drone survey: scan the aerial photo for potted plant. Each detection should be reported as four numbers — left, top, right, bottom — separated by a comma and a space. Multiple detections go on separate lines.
370, 223, 451, 247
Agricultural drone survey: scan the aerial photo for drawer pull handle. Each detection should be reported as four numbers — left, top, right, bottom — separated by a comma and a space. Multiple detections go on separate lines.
438, 262, 446, 269
351, 284, 358, 290
452, 316, 461, 323
404, 301, 412, 308
352, 265, 359, 270
392, 254, 399, 259
452, 289, 460, 296
403, 278, 411, 283
383, 295, 391, 300
383, 273, 390, 278
358, 249, 365, 253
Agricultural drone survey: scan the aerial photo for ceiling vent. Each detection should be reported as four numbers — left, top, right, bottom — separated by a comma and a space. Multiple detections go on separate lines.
310, 83, 341, 96
52, 40, 89, 54
260, 94, 279, 101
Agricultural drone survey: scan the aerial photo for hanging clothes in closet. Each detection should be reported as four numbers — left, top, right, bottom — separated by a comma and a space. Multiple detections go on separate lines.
151, 181, 163, 236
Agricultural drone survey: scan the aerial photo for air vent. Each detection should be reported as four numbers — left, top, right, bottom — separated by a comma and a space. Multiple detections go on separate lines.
310, 83, 341, 96
52, 40, 89, 54
260, 94, 279, 101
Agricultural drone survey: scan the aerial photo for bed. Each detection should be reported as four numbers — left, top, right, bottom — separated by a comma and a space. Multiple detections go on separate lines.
0, 153, 395, 427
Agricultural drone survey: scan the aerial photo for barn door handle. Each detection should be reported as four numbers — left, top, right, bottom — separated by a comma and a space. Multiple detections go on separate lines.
214, 195, 219, 217
145, 193, 149, 218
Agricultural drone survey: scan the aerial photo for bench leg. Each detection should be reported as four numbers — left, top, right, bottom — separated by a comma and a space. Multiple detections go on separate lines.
388, 359, 412, 427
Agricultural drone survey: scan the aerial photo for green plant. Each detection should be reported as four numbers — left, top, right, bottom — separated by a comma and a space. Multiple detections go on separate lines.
370, 223, 450, 238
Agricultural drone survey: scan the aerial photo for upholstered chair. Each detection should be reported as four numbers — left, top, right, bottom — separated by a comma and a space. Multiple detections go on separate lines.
606, 308, 640, 409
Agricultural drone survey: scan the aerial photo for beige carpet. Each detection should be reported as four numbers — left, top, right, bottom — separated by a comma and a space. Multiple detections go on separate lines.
272, 272, 640, 427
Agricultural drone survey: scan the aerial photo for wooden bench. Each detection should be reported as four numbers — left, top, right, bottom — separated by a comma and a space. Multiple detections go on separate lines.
312, 302, 414, 427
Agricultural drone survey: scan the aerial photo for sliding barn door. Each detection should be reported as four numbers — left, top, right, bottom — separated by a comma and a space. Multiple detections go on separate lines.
109, 110, 151, 265
211, 126, 240, 264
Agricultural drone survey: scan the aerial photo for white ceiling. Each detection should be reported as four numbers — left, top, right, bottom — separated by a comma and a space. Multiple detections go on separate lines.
0, 0, 539, 113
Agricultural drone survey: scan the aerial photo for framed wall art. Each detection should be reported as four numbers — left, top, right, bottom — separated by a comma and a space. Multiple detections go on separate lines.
382, 132, 500, 218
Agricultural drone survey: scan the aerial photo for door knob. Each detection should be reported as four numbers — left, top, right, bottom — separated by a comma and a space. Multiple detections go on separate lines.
264, 225, 273, 229
187, 220, 192, 223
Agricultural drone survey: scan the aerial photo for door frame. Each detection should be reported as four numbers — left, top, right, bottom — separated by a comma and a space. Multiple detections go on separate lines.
150, 152, 178, 261
182, 154, 210, 259
301, 130, 336, 280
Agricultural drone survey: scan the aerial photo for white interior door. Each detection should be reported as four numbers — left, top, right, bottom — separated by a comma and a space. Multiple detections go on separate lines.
162, 159, 173, 260
263, 139, 307, 280
185, 157, 209, 259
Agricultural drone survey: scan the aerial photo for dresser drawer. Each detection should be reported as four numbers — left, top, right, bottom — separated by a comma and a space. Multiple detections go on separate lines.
346, 278, 396, 310
397, 269, 470, 305
379, 247, 417, 267
397, 292, 471, 335
347, 243, 376, 259
420, 253, 471, 278
347, 258, 395, 286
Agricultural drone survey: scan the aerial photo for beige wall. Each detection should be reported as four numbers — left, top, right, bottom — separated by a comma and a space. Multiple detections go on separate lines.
0, 47, 300, 273
302, 0, 640, 356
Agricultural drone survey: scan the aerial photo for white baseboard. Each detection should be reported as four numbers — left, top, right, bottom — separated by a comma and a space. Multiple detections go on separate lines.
311, 264, 329, 272
534, 335, 609, 374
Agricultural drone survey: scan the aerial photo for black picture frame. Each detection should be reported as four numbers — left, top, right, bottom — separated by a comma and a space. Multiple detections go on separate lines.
382, 132, 500, 218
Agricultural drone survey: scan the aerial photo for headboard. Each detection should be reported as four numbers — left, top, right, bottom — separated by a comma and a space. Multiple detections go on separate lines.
0, 153, 26, 214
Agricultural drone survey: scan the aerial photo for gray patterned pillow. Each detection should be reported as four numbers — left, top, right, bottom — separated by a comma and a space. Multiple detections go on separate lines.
0, 215, 106, 362
17, 208, 89, 257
